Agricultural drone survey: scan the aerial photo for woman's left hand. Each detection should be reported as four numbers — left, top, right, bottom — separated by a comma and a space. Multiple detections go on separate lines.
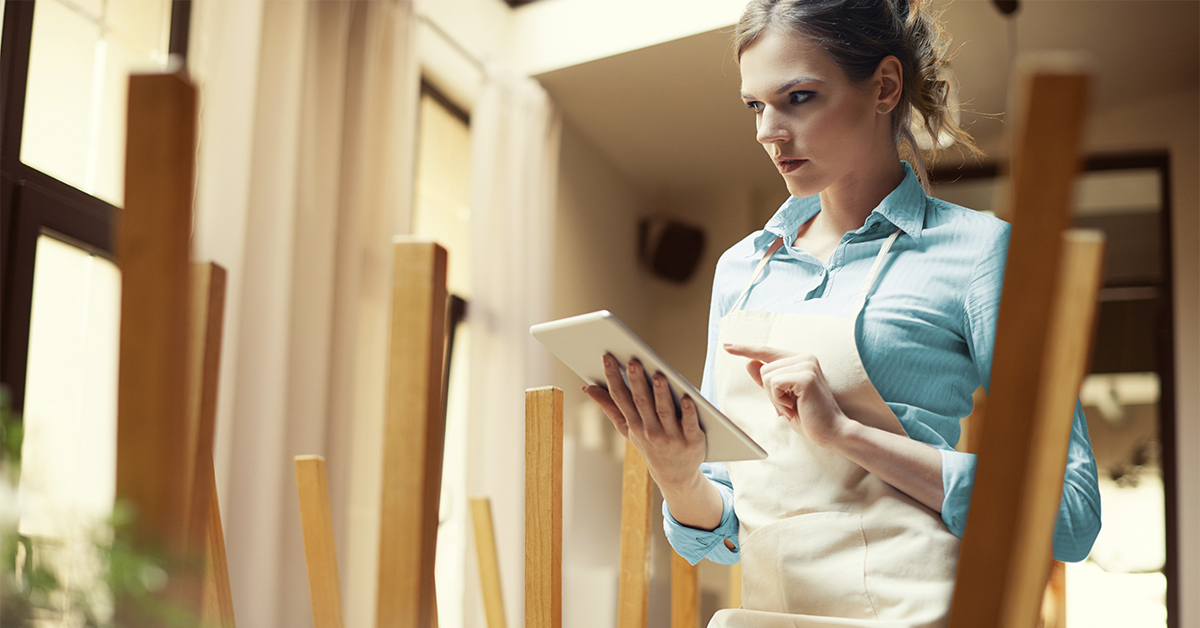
723, 343, 850, 447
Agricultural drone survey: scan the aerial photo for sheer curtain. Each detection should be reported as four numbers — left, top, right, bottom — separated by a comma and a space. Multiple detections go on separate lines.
187, 0, 419, 626
466, 66, 561, 628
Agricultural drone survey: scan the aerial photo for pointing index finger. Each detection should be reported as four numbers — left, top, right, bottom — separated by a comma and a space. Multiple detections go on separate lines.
723, 343, 795, 363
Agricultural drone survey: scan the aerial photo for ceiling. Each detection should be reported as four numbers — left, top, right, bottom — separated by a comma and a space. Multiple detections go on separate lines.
536, 0, 1200, 197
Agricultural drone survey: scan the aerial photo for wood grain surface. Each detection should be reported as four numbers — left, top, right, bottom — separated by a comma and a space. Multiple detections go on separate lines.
525, 387, 563, 628
376, 241, 449, 628
296, 455, 346, 628
949, 71, 1098, 628
115, 71, 200, 624
617, 441, 652, 628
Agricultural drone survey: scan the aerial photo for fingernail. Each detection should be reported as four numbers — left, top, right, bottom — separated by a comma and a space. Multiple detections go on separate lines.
723, 343, 733, 348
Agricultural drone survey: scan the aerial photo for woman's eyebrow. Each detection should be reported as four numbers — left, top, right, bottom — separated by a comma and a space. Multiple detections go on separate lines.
774, 77, 823, 94
740, 77, 824, 100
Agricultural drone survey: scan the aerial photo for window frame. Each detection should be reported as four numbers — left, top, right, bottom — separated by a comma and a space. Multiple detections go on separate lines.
0, 0, 191, 413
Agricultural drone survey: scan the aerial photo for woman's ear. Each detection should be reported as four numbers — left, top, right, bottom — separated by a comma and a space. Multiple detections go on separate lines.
875, 56, 903, 110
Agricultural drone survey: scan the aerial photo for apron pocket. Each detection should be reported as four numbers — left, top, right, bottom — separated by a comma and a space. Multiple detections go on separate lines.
739, 511, 877, 620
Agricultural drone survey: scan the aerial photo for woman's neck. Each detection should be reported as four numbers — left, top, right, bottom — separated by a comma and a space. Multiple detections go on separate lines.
814, 153, 906, 236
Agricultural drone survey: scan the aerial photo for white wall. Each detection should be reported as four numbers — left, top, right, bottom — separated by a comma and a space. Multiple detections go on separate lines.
551, 121, 652, 626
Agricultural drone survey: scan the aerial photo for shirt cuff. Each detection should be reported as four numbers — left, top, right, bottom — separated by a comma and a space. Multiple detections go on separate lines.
662, 480, 741, 566
940, 448, 977, 537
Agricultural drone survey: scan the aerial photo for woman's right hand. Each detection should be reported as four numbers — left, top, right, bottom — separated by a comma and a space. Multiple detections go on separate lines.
582, 354, 707, 490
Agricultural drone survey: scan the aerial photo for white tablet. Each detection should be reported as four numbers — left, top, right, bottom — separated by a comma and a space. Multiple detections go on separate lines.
530, 310, 766, 462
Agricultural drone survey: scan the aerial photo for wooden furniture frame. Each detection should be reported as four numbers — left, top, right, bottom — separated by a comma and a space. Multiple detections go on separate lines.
376, 240, 450, 628
113, 70, 202, 624
296, 455, 346, 628
524, 387, 701, 628
949, 72, 1105, 628
525, 386, 564, 628
191, 262, 237, 627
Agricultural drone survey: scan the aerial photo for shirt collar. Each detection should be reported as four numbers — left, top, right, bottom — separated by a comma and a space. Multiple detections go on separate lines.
750, 161, 927, 256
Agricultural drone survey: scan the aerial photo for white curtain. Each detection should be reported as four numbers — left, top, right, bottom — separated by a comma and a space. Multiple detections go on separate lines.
465, 67, 561, 628
187, 0, 420, 626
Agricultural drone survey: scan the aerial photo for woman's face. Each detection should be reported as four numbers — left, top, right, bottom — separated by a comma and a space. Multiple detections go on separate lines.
739, 29, 889, 199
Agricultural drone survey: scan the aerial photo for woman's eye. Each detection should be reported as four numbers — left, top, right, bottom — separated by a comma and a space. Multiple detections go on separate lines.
745, 100, 764, 113
789, 91, 815, 105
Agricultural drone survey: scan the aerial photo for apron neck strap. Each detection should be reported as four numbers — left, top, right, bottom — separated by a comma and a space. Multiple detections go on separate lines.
854, 229, 902, 313
731, 237, 785, 312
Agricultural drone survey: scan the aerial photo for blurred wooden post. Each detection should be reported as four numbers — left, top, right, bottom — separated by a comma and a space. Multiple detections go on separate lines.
187, 262, 237, 627
671, 550, 699, 628
617, 442, 653, 628
114, 70, 200, 624
471, 497, 508, 628
202, 478, 237, 626
185, 263, 225, 549
949, 71, 1102, 628
376, 240, 449, 628
525, 387, 563, 628
296, 455, 345, 628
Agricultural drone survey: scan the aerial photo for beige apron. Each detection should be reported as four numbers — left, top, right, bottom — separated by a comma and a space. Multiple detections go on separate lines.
711, 231, 959, 628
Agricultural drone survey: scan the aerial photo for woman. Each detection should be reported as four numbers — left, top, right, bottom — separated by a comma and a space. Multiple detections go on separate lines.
584, 0, 1102, 626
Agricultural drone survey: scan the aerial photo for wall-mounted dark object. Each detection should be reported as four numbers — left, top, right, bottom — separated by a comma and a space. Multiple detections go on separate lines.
639, 219, 706, 283
993, 0, 1020, 16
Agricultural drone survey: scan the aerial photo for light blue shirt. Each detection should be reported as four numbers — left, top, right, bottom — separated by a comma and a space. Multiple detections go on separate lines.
663, 163, 1102, 565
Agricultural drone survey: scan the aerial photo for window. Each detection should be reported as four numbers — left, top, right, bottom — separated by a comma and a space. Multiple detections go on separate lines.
1, 0, 188, 416
0, 1, 190, 608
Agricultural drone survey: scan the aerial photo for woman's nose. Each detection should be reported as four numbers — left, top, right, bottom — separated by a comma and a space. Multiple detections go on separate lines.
756, 109, 789, 145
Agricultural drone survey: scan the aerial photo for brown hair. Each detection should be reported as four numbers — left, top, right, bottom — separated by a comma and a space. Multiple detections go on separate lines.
734, 0, 980, 190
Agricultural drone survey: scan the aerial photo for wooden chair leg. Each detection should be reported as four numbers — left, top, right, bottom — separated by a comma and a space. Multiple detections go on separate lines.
296, 455, 346, 628
949, 71, 1103, 628
201, 468, 237, 626
115, 70, 200, 624
471, 497, 508, 628
185, 263, 226, 553
526, 387, 563, 628
376, 241, 449, 628
671, 550, 698, 628
187, 261, 236, 627
617, 441, 653, 628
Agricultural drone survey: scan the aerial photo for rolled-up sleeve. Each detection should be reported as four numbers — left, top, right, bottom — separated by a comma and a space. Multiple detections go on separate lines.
939, 401, 1102, 562
951, 225, 1103, 562
663, 462, 741, 565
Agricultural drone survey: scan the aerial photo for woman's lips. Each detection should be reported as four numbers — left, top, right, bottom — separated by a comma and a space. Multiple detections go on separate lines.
775, 157, 806, 174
